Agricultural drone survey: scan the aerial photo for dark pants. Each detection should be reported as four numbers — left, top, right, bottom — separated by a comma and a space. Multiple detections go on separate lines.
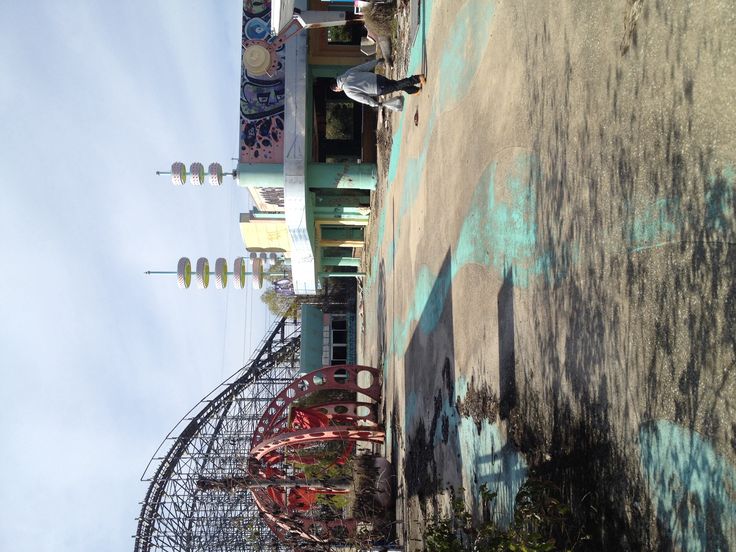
376, 74, 421, 96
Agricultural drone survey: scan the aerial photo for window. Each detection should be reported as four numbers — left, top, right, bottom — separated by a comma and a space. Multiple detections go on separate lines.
327, 25, 362, 45
332, 346, 348, 364
325, 100, 355, 140
312, 78, 363, 162
330, 317, 348, 365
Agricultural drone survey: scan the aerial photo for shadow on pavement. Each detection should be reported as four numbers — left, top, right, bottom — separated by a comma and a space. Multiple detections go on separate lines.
403, 251, 457, 514
498, 268, 517, 420
511, 0, 736, 548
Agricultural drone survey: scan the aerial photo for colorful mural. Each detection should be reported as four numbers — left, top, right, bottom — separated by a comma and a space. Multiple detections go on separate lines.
239, 0, 286, 163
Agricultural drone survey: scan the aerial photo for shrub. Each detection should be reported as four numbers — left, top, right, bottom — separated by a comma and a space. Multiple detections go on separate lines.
425, 480, 590, 552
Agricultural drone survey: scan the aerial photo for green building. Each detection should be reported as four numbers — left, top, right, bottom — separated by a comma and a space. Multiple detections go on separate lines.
237, 0, 378, 294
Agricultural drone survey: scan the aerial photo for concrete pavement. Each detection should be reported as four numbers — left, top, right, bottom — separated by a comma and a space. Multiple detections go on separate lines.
360, 1, 736, 549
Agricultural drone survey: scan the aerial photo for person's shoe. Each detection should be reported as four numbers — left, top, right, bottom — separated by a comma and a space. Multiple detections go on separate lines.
417, 74, 426, 86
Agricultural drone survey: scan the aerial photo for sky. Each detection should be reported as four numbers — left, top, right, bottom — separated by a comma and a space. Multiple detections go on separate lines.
0, 1, 275, 550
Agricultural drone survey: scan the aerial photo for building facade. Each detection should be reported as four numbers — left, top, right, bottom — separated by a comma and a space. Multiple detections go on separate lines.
237, 0, 377, 294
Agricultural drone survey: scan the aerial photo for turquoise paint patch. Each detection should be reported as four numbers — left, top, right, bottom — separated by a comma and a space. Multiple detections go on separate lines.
627, 165, 735, 251
403, 374, 526, 527
389, 153, 546, 357
365, 188, 396, 292
404, 390, 420, 435
388, 264, 445, 357
458, 418, 527, 528
384, 0, 495, 251
455, 157, 543, 285
399, 151, 428, 218
437, 1, 496, 106
407, 0, 435, 76
386, 109, 407, 186
364, 195, 397, 294
385, 239, 396, 272
434, 376, 526, 528
393, 0, 496, 228
373, 206, 388, 269
628, 198, 682, 250
455, 375, 469, 401
398, 116, 436, 219
376, 112, 438, 287
431, 376, 466, 444
373, 1, 497, 293
639, 420, 736, 550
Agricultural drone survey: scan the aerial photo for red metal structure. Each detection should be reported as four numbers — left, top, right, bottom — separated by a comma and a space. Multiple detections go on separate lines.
246, 364, 384, 545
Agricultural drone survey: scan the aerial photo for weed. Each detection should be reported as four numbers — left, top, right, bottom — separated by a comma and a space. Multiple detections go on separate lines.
425, 479, 590, 552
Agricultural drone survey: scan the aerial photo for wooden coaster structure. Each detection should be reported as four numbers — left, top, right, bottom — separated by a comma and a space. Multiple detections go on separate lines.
134, 310, 384, 552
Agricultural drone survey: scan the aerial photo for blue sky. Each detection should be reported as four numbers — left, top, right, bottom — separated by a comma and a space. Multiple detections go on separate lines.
0, 1, 273, 549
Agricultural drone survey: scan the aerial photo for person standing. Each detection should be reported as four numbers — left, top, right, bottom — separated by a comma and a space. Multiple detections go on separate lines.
331, 59, 425, 108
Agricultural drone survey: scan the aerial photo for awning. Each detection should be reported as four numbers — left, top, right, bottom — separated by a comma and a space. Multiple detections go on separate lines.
282, 20, 316, 294
271, 0, 295, 34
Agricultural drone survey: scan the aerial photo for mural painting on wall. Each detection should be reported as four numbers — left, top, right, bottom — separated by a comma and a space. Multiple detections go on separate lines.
240, 0, 285, 164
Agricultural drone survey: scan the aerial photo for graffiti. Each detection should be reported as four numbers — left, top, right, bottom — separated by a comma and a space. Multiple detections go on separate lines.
249, 187, 285, 211
239, 0, 286, 163
639, 420, 736, 550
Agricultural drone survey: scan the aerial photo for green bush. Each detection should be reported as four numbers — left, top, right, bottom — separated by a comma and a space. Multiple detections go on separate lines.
425, 481, 590, 552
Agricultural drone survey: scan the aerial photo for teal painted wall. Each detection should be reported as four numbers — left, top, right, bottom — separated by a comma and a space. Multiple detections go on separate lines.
300, 304, 324, 373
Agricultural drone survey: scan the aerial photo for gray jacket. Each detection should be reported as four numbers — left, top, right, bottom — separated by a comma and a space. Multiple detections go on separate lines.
335, 59, 382, 108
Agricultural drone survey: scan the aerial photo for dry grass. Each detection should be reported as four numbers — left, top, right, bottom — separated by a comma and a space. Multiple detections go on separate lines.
362, 3, 397, 39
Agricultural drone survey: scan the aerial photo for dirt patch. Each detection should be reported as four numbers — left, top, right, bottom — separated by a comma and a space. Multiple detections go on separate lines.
455, 379, 500, 433
376, 116, 393, 180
